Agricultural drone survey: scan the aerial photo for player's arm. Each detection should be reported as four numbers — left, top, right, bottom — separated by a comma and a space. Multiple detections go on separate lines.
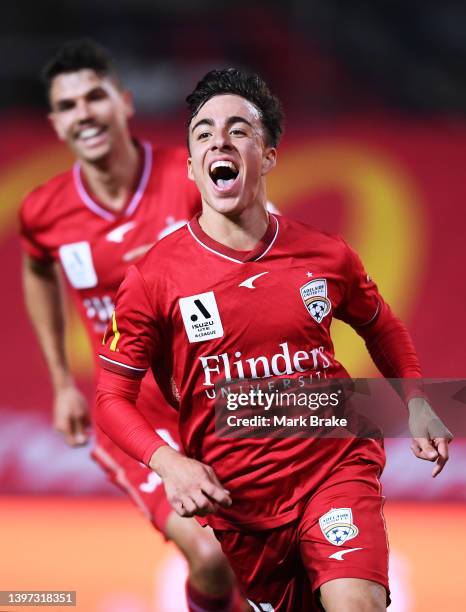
337, 240, 452, 476
22, 253, 90, 446
96, 265, 231, 516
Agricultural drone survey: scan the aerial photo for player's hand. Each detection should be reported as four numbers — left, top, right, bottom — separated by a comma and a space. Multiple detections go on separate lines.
53, 384, 91, 447
408, 397, 453, 477
149, 446, 232, 517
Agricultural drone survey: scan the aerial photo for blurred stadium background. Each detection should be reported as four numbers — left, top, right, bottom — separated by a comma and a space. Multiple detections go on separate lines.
1, 1, 465, 610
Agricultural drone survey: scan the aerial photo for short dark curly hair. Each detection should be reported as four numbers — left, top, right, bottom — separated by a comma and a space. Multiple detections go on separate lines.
42, 39, 120, 96
186, 68, 284, 147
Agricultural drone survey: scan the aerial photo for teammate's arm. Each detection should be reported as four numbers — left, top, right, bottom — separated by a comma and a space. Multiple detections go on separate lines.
22, 253, 90, 446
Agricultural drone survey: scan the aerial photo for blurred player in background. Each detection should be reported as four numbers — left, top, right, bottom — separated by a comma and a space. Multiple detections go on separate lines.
20, 41, 243, 612
96, 68, 452, 611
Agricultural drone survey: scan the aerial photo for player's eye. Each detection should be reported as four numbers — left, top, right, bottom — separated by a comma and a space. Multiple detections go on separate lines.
197, 131, 211, 140
55, 101, 75, 112
87, 88, 108, 102
230, 128, 246, 136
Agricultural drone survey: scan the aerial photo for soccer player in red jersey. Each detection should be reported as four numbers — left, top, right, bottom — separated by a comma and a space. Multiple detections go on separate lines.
96, 69, 452, 610
20, 42, 243, 612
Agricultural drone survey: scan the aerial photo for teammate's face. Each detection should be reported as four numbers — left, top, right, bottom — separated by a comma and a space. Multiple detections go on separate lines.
48, 69, 134, 163
187, 94, 276, 215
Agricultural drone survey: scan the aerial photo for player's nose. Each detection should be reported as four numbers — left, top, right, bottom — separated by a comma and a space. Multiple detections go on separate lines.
210, 129, 232, 151
74, 99, 93, 122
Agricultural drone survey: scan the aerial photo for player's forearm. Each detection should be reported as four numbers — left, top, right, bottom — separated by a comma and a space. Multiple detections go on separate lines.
95, 369, 168, 465
356, 300, 426, 402
22, 256, 72, 391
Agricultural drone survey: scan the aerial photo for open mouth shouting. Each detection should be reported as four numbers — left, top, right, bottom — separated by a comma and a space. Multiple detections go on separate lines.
209, 160, 240, 193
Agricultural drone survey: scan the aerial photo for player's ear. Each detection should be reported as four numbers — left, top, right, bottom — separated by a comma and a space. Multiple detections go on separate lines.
187, 157, 195, 181
261, 147, 277, 176
122, 90, 135, 118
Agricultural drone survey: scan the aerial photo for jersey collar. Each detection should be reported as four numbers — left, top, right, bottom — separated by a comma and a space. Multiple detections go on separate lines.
187, 212, 279, 264
73, 141, 152, 221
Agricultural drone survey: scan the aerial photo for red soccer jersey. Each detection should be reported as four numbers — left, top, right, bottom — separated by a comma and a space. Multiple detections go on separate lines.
99, 213, 397, 530
20, 141, 201, 352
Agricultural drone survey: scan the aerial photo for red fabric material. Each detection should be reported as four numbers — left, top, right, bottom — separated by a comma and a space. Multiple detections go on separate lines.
355, 299, 426, 402
95, 369, 167, 466
214, 459, 389, 611
96, 216, 392, 530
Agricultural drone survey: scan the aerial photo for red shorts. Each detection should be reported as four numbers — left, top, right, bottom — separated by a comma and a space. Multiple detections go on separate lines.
214, 460, 389, 611
91, 372, 180, 535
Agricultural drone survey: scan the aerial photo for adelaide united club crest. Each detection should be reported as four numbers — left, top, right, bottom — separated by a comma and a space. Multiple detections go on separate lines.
300, 277, 331, 324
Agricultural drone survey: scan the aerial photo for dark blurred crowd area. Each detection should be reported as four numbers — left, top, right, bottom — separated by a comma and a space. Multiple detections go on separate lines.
2, 0, 466, 118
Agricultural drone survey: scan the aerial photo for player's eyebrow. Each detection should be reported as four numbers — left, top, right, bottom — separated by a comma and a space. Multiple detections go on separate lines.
226, 116, 253, 129
191, 118, 214, 133
191, 115, 253, 133
53, 86, 108, 110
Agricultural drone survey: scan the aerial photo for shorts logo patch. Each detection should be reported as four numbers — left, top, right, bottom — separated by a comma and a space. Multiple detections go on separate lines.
58, 241, 98, 289
300, 278, 331, 324
179, 291, 224, 343
319, 507, 359, 546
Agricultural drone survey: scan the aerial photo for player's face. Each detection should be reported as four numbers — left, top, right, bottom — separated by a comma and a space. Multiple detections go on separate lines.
187, 94, 276, 215
48, 69, 134, 163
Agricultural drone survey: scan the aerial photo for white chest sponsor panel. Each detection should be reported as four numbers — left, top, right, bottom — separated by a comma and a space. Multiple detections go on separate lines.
179, 291, 224, 343
58, 241, 98, 289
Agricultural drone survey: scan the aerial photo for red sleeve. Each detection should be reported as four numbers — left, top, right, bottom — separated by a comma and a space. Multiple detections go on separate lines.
99, 264, 159, 376
337, 240, 424, 402
95, 370, 167, 465
19, 193, 54, 263
96, 264, 168, 464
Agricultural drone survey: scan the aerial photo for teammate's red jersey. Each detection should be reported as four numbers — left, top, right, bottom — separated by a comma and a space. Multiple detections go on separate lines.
20, 141, 200, 352
98, 213, 422, 530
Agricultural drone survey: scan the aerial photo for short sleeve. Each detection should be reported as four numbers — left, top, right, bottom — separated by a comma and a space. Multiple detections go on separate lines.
99, 265, 160, 378
19, 195, 54, 263
335, 240, 381, 328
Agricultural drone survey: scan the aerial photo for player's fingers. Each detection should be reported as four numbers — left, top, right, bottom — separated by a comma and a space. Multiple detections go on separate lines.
410, 440, 424, 459
64, 417, 88, 447
172, 500, 188, 517
432, 439, 450, 478
178, 496, 197, 517
56, 416, 77, 446
202, 480, 232, 508
190, 490, 219, 516
72, 416, 89, 446
412, 438, 438, 461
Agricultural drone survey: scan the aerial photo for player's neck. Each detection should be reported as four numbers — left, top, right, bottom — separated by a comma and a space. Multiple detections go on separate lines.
199, 199, 269, 251
79, 138, 140, 213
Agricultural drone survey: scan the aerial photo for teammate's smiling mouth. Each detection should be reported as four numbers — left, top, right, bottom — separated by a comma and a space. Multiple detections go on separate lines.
76, 125, 107, 142
209, 160, 239, 191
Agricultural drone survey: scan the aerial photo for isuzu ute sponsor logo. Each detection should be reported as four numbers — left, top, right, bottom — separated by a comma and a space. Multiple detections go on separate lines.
58, 241, 97, 289
179, 291, 224, 343
300, 278, 331, 324
199, 341, 331, 387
